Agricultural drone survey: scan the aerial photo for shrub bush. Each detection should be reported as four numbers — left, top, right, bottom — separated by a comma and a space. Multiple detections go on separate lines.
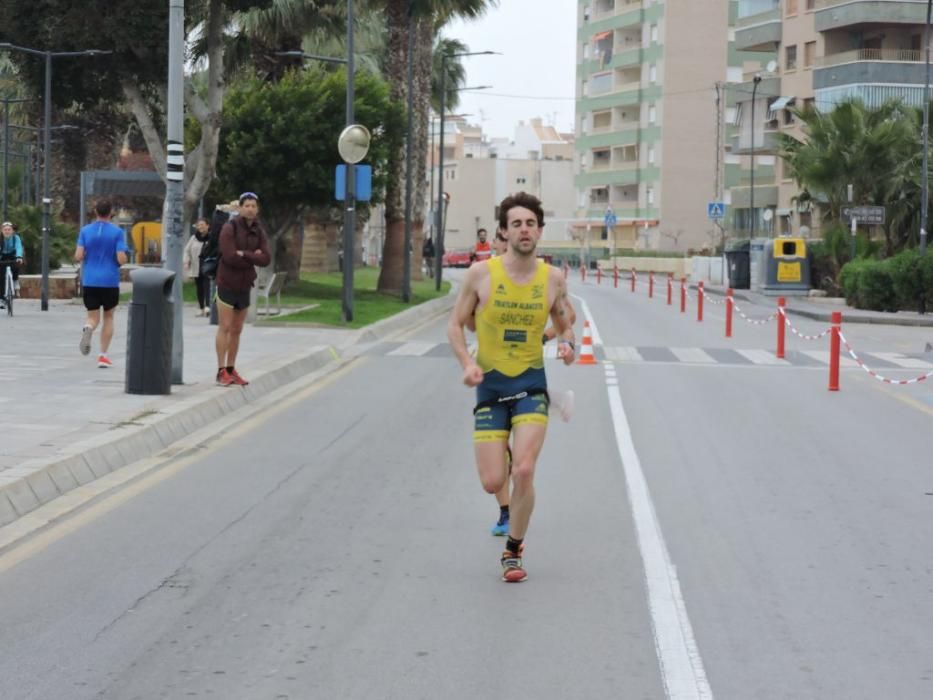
839, 259, 869, 305
857, 260, 898, 311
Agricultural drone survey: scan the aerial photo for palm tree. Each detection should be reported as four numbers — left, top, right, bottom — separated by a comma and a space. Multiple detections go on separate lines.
375, 0, 497, 296
779, 98, 919, 253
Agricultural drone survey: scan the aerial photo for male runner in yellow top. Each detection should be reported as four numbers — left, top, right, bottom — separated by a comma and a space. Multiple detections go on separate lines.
448, 192, 575, 582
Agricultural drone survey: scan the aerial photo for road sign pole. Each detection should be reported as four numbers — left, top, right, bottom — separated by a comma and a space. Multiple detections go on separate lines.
850, 215, 857, 261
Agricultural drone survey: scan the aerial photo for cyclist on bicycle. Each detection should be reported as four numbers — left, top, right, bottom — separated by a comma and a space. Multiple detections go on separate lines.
0, 221, 24, 308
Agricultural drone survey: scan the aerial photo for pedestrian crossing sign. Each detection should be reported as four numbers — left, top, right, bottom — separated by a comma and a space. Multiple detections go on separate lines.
707, 202, 725, 220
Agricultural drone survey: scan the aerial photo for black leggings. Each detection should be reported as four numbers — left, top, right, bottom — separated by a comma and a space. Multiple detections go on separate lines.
195, 274, 210, 309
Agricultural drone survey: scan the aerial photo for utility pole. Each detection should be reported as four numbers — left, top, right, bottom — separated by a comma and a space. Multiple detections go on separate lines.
343, 0, 356, 322
165, 0, 186, 382
920, 0, 931, 313
750, 75, 762, 239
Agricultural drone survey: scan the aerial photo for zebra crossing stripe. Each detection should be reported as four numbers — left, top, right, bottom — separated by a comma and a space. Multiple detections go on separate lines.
604, 346, 643, 362
670, 347, 716, 364
387, 341, 435, 357
735, 349, 788, 366
869, 353, 933, 370
800, 350, 858, 368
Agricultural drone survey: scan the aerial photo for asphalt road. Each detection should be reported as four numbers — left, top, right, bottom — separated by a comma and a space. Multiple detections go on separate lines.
1, 276, 932, 699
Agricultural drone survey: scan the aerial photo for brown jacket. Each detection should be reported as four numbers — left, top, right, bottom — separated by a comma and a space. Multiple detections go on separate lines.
215, 216, 271, 291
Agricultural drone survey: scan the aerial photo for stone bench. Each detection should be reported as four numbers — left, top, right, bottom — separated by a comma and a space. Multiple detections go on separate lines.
18, 274, 79, 300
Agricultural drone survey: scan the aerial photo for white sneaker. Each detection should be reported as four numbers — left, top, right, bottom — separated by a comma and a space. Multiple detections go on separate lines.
79, 325, 93, 356
550, 389, 575, 423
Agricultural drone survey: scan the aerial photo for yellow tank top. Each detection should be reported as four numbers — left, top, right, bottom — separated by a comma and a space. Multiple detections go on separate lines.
475, 257, 551, 376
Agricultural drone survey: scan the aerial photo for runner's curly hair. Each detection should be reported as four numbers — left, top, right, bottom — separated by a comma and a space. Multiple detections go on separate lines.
498, 192, 545, 230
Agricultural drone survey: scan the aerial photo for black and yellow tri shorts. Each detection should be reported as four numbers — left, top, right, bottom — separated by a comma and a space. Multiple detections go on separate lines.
473, 367, 549, 443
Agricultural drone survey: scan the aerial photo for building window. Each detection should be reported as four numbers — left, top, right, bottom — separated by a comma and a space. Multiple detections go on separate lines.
648, 146, 655, 164
649, 64, 657, 83
804, 41, 816, 68
786, 0, 798, 15
784, 108, 794, 126
806, 0, 815, 9
647, 187, 655, 205
648, 104, 657, 124
786, 45, 797, 71
650, 24, 658, 43
583, 43, 590, 60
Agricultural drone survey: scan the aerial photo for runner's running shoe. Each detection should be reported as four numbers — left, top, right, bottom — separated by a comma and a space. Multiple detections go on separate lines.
229, 369, 249, 386
501, 550, 527, 583
491, 513, 509, 537
216, 368, 235, 386
80, 325, 93, 356
97, 354, 112, 368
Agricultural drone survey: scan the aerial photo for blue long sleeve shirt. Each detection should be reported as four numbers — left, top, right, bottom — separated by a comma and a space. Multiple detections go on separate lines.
0, 234, 24, 259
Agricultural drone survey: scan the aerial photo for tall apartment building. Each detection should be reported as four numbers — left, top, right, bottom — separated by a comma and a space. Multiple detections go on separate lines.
575, 0, 745, 253
733, 0, 928, 236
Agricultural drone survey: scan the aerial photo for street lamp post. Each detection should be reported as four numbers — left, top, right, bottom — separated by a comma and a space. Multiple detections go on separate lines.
749, 74, 762, 240
277, 12, 357, 323
0, 43, 110, 311
402, 0, 416, 303
434, 50, 497, 290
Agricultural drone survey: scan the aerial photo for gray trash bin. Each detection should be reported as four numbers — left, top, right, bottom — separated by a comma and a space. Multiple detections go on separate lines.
125, 267, 175, 395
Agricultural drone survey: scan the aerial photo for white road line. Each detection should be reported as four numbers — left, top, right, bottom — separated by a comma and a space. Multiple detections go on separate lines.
581, 304, 712, 700
800, 350, 858, 368
670, 348, 716, 364
605, 346, 644, 362
387, 341, 436, 357
735, 349, 788, 366
571, 294, 603, 346
869, 352, 933, 369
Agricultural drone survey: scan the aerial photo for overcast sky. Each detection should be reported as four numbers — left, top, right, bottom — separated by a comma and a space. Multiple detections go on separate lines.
443, 0, 577, 140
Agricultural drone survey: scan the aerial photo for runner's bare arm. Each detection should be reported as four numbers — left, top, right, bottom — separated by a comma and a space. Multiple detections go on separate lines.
549, 271, 576, 365
447, 265, 481, 370
543, 284, 577, 342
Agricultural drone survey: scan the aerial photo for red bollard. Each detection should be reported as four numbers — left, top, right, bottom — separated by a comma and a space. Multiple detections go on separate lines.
776, 297, 786, 359
725, 288, 733, 338
613, 264, 619, 289
597, 266, 602, 285
667, 274, 673, 305
649, 271, 654, 298
680, 277, 686, 313
630, 269, 636, 293
828, 311, 842, 391
697, 281, 704, 321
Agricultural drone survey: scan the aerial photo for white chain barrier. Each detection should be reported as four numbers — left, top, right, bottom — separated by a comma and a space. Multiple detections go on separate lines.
778, 307, 831, 341
837, 330, 933, 386
729, 299, 776, 325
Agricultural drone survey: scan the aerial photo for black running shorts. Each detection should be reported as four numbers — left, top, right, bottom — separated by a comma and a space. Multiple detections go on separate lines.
83, 286, 120, 311
216, 286, 251, 310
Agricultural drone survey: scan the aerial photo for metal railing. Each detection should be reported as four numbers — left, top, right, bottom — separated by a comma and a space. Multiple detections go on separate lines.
814, 0, 905, 7
814, 48, 922, 67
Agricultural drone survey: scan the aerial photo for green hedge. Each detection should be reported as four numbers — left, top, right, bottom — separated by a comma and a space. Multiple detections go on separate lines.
839, 250, 933, 311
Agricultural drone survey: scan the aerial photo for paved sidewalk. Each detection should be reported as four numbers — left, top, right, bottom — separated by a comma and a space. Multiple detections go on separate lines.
0, 293, 454, 527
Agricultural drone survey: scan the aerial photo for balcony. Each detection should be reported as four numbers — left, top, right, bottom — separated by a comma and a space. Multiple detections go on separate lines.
735, 0, 781, 52
731, 130, 780, 155
589, 0, 644, 21
814, 1, 927, 32
814, 48, 925, 90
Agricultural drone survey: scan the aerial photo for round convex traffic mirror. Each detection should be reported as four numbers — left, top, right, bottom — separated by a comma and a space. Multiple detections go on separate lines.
338, 124, 371, 164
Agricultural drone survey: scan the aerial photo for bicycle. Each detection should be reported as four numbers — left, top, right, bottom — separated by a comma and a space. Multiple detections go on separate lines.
0, 259, 16, 316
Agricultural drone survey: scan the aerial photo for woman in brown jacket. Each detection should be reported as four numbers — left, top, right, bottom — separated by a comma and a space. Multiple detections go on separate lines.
214, 192, 271, 386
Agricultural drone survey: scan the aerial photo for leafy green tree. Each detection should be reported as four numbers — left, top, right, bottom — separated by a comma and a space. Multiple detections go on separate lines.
215, 67, 402, 269
0, 0, 278, 222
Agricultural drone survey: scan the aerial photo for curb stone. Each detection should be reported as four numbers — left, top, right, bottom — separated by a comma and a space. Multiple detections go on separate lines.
0, 290, 456, 529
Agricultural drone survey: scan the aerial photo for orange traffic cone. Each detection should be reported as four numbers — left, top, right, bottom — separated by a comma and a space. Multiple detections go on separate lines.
577, 320, 597, 365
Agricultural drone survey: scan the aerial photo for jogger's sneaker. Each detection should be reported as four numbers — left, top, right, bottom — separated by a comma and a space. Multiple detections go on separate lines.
216, 368, 235, 386
97, 354, 113, 368
491, 513, 509, 537
501, 550, 527, 583
229, 369, 249, 386
79, 325, 93, 356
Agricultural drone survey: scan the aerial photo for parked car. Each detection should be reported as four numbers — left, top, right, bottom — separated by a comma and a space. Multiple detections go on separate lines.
442, 249, 472, 267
